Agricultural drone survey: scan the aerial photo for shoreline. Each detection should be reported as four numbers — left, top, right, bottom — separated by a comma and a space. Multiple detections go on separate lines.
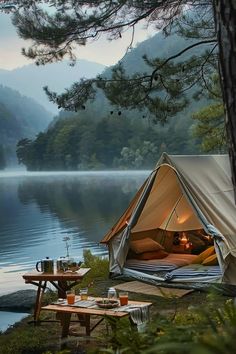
0, 289, 35, 333
0, 289, 36, 333
0, 289, 36, 313
0, 311, 30, 333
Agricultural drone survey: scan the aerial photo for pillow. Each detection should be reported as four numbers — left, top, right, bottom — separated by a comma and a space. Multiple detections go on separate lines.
191, 246, 215, 264
130, 238, 164, 254
202, 254, 218, 266
135, 250, 168, 260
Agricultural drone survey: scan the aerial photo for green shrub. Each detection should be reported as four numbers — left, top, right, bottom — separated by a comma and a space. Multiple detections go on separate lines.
0, 326, 53, 354
74, 249, 109, 295
89, 296, 236, 354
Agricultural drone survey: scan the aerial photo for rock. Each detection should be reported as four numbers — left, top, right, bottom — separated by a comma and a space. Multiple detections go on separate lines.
0, 290, 36, 311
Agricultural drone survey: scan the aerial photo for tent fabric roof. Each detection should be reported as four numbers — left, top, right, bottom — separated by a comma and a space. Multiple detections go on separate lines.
131, 164, 203, 233
101, 154, 236, 256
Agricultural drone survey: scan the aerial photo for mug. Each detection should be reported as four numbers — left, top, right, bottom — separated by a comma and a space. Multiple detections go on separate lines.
36, 257, 54, 273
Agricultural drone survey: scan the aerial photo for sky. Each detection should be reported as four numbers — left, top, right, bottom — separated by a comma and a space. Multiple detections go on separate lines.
0, 12, 154, 70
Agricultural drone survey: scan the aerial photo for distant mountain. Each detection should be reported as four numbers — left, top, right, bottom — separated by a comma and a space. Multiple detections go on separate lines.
0, 60, 106, 114
0, 85, 53, 165
53, 31, 208, 125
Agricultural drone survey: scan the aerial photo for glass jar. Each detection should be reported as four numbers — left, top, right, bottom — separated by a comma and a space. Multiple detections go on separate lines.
107, 287, 117, 300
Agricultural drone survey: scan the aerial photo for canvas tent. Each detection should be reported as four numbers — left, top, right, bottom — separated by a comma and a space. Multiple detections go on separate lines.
100, 153, 236, 286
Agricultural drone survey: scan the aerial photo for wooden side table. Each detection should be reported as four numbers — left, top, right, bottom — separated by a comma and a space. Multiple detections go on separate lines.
23, 268, 90, 323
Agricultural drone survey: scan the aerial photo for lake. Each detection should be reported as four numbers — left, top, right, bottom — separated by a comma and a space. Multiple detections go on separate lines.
0, 170, 149, 296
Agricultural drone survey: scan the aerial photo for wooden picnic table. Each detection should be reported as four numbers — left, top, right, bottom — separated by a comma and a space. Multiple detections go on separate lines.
22, 268, 90, 323
41, 297, 152, 338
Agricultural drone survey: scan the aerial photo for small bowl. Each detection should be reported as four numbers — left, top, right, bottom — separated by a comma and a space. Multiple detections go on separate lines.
96, 300, 119, 309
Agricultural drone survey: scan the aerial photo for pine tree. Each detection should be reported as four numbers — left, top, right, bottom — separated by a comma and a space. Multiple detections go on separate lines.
192, 74, 226, 153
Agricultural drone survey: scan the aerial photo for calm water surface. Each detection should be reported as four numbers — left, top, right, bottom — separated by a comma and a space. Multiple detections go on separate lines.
0, 170, 149, 296
0, 311, 29, 333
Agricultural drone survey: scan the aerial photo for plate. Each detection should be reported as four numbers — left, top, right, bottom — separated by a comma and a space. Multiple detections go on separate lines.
96, 300, 119, 309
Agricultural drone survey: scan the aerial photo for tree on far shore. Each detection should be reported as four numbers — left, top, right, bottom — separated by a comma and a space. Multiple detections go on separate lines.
0, 145, 6, 170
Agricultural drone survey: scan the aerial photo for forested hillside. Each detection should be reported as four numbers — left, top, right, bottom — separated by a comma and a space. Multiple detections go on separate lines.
16, 27, 214, 171
16, 113, 200, 171
0, 85, 52, 166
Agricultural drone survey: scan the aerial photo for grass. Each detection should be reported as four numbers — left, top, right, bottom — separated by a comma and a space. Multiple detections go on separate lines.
0, 250, 233, 354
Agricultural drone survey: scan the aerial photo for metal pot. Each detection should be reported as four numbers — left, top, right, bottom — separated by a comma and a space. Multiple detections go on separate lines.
36, 257, 54, 273
56, 257, 66, 273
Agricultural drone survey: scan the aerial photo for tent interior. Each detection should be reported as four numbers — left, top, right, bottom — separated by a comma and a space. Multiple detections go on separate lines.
103, 161, 225, 284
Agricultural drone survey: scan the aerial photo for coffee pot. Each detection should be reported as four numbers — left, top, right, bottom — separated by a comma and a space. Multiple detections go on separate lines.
36, 257, 54, 273
56, 256, 67, 273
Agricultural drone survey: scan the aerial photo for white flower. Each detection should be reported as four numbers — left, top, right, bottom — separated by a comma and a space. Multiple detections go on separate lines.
63, 236, 70, 257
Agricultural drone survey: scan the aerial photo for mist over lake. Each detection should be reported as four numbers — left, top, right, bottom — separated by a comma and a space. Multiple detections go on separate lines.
0, 170, 149, 296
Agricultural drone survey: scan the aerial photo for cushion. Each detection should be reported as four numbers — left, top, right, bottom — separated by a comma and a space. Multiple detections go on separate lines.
135, 250, 169, 260
202, 254, 218, 266
130, 238, 164, 254
191, 246, 215, 264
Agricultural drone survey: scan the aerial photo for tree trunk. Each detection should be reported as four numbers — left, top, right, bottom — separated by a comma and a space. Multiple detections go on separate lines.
213, 0, 236, 199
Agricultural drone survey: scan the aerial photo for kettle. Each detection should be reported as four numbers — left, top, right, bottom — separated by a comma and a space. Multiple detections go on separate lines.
36, 257, 54, 273
56, 256, 70, 273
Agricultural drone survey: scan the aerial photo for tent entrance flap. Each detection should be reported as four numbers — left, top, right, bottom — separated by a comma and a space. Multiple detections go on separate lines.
131, 165, 203, 233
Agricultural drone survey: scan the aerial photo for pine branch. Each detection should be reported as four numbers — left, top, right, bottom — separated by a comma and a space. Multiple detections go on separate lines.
150, 39, 217, 89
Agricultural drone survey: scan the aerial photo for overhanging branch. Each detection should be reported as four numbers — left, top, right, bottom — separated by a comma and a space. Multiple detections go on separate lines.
150, 38, 217, 88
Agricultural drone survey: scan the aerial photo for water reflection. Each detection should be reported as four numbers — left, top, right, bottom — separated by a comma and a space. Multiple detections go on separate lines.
17, 173, 145, 236
0, 171, 149, 294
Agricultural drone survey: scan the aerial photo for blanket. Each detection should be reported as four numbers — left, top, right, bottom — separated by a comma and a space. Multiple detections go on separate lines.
164, 264, 222, 281
125, 253, 198, 273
